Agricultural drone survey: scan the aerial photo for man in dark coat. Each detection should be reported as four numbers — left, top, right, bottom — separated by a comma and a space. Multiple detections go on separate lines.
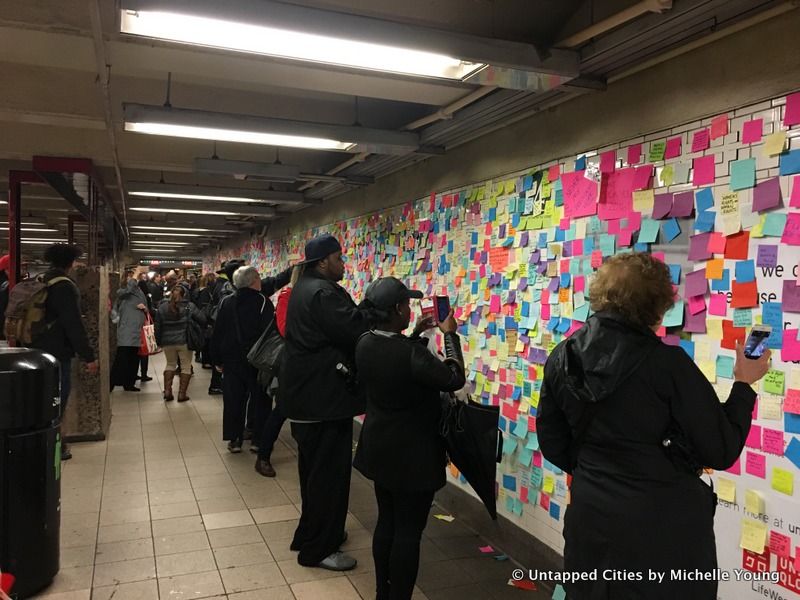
280, 233, 370, 571
206, 259, 243, 395
0, 254, 9, 339
147, 272, 164, 306
537, 253, 771, 600
31, 244, 98, 460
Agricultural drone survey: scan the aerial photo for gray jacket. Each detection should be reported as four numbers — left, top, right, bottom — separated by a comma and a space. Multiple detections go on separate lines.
155, 300, 206, 347
115, 279, 147, 347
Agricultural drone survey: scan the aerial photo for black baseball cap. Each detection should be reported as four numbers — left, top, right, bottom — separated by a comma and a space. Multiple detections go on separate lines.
364, 277, 423, 309
298, 234, 342, 265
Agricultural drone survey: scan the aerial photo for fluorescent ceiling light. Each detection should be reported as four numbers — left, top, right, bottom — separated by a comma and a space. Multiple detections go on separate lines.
132, 231, 202, 237
131, 207, 237, 216
131, 225, 239, 233
0, 227, 60, 232
130, 191, 266, 203
20, 239, 68, 244
133, 248, 178, 253
126, 182, 307, 205
130, 240, 191, 246
120, 10, 484, 80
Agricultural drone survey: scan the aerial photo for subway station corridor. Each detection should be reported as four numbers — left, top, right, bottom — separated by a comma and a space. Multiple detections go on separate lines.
40, 354, 544, 600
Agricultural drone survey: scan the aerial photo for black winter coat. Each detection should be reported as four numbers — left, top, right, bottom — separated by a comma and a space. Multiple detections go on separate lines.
31, 268, 95, 362
538, 312, 756, 600
280, 269, 370, 421
155, 300, 206, 347
353, 331, 466, 492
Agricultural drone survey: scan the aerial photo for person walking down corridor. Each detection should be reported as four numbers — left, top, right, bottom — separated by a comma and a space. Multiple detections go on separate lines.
155, 284, 206, 402
110, 274, 147, 392
280, 234, 371, 571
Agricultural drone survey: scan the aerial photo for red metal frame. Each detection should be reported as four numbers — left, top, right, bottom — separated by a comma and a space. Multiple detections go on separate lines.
7, 170, 42, 287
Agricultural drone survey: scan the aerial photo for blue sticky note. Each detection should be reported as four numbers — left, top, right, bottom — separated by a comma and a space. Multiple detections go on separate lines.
785, 437, 800, 470
716, 355, 734, 379
512, 418, 528, 438
761, 302, 783, 349
502, 436, 517, 455
669, 264, 681, 284
575, 155, 587, 171
518, 448, 533, 467
549, 501, 561, 520
498, 416, 507, 432
785, 413, 800, 435
502, 474, 517, 491
730, 158, 756, 191
560, 273, 571, 288
634, 242, 649, 252
662, 218, 681, 242
573, 303, 590, 322
662, 301, 684, 327
557, 318, 571, 333
695, 188, 714, 212
599, 234, 616, 256
639, 219, 660, 244
526, 432, 540, 450
679, 339, 695, 359
553, 584, 567, 600
513, 498, 524, 516
763, 213, 788, 237
695, 211, 716, 233
779, 149, 800, 176
711, 269, 730, 291
735, 260, 755, 283
505, 495, 514, 512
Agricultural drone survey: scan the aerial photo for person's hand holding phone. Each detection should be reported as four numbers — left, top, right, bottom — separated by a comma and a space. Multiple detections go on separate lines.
734, 340, 771, 385
413, 316, 436, 337
438, 309, 457, 334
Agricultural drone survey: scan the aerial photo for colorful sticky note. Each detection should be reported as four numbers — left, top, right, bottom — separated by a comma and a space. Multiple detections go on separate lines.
745, 451, 766, 479
781, 213, 800, 245
785, 438, 800, 470
730, 158, 756, 191
691, 129, 710, 152
771, 468, 794, 496
742, 119, 763, 144
708, 294, 728, 316
781, 329, 800, 361
664, 136, 682, 159
730, 281, 757, 308
763, 429, 784, 455
753, 177, 782, 212
763, 369, 785, 395
734, 260, 755, 283
769, 531, 792, 558
649, 141, 666, 162
724, 231, 750, 259
791, 176, 800, 208
710, 114, 729, 140
783, 280, 800, 312
693, 155, 716, 186
716, 355, 734, 379
627, 144, 642, 165
745, 489, 765, 514
756, 245, 778, 268
561, 171, 598, 218
685, 269, 708, 297
689, 233, 713, 261
780, 149, 800, 176
662, 218, 680, 242
764, 131, 787, 156
784, 91, 800, 126
746, 425, 763, 449
716, 477, 736, 503
600, 150, 616, 173
740, 519, 767, 553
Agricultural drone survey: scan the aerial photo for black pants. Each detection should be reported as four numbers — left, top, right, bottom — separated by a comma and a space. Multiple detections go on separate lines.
209, 345, 223, 391
291, 419, 352, 565
111, 346, 140, 388
222, 361, 267, 442
139, 354, 148, 378
373, 483, 435, 600
258, 398, 286, 460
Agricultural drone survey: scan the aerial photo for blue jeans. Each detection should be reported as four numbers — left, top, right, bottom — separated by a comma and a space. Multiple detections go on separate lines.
59, 358, 72, 420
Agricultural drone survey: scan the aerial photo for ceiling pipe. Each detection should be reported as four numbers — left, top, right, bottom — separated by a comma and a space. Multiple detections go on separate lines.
298, 85, 498, 192
557, 0, 673, 48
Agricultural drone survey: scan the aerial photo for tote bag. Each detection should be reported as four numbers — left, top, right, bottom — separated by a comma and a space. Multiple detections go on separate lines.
138, 313, 159, 356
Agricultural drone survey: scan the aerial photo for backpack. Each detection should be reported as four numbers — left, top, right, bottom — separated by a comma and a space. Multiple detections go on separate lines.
209, 280, 235, 322
3, 276, 72, 345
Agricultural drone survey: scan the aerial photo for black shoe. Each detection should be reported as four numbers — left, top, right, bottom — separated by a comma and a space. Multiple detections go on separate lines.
227, 439, 243, 453
61, 443, 72, 461
208, 387, 223, 395
123, 386, 141, 392
243, 428, 254, 441
139, 376, 153, 382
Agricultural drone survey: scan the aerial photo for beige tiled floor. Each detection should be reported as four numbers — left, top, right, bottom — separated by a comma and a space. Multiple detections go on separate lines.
33, 354, 440, 600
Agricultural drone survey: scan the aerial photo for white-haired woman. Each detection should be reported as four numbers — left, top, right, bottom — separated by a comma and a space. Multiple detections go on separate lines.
211, 264, 292, 452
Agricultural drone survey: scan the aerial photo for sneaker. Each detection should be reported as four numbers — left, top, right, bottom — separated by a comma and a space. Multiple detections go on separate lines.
61, 443, 72, 461
316, 551, 356, 571
255, 458, 276, 477
139, 376, 153, 382
227, 439, 242, 453
208, 387, 223, 395
249, 444, 260, 453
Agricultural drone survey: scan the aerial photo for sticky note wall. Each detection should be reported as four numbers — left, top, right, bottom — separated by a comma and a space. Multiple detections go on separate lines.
208, 91, 800, 596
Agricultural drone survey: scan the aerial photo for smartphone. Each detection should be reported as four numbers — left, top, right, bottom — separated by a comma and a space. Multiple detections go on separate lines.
743, 325, 771, 359
435, 296, 451, 323
420, 297, 437, 322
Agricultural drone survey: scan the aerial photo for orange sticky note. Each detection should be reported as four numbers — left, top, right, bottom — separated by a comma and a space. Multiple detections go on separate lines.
731, 281, 758, 308
711, 114, 729, 140
707, 232, 727, 255
724, 231, 750, 259
706, 258, 724, 280
721, 320, 746, 350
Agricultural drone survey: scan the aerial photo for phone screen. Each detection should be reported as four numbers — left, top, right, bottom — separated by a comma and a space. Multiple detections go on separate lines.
436, 296, 451, 323
420, 298, 436, 322
744, 329, 771, 359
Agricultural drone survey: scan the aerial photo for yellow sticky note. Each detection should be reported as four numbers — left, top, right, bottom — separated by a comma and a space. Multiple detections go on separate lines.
706, 319, 723, 340
763, 131, 787, 156
740, 519, 767, 553
759, 398, 782, 420
716, 477, 736, 503
698, 360, 716, 382
706, 259, 724, 279
659, 164, 675, 187
633, 189, 655, 213
543, 476, 555, 494
772, 468, 794, 496
745, 489, 765, 514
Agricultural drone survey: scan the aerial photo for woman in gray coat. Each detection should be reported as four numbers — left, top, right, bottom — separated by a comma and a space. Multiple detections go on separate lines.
111, 275, 148, 392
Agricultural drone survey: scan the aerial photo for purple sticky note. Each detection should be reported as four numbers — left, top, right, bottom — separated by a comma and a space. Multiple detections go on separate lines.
520, 232, 529, 247
685, 269, 709, 297
669, 191, 695, 218
684, 306, 707, 333
688, 233, 713, 261
756, 245, 778, 268
653, 193, 673, 219
753, 177, 782, 212
782, 280, 800, 313
518, 277, 528, 291
692, 155, 716, 186
548, 277, 560, 292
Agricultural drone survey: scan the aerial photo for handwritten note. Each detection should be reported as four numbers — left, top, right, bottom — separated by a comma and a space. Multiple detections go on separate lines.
691, 129, 710, 152
561, 171, 598, 218
740, 519, 767, 553
649, 141, 666, 162
719, 191, 741, 236
781, 213, 800, 245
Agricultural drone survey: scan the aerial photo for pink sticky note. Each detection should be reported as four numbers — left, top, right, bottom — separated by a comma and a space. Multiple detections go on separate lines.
693, 155, 716, 186
785, 389, 800, 415
785, 91, 800, 127
532, 451, 543, 468
692, 129, 710, 152
479, 545, 495, 553
633, 164, 654, 190
707, 232, 727, 255
598, 168, 635, 221
688, 295, 706, 315
746, 425, 763, 449
762, 429, 784, 456
710, 114, 729, 140
742, 119, 763, 144
790, 176, 800, 208
548, 164, 561, 182
745, 451, 766, 479
490, 295, 501, 312
520, 486, 529, 504
769, 531, 791, 558
781, 213, 800, 245
781, 329, 800, 362
664, 136, 682, 159
708, 293, 728, 316
600, 150, 616, 173
539, 493, 550, 510
726, 456, 741, 475
627, 144, 642, 165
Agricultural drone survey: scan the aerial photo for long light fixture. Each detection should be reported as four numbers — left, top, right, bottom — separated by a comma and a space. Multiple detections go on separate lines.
0, 227, 60, 232
131, 207, 237, 216
130, 240, 191, 246
132, 231, 202, 237
130, 201, 276, 218
119, 8, 484, 80
127, 182, 310, 205
123, 104, 428, 156
131, 225, 240, 233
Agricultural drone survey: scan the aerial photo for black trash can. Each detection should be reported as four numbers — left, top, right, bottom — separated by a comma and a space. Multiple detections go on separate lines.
0, 348, 61, 599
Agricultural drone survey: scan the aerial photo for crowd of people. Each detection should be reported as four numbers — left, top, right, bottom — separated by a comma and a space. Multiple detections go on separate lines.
0, 240, 773, 600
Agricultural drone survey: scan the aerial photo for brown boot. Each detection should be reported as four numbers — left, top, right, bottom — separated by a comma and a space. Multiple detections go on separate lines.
163, 370, 175, 401
177, 373, 192, 402
255, 457, 276, 477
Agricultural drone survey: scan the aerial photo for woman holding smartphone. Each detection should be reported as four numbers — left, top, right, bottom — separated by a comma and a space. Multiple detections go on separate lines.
354, 277, 465, 600
537, 253, 771, 600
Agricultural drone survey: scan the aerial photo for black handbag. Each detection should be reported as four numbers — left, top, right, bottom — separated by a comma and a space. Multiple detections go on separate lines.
185, 307, 205, 351
246, 318, 285, 380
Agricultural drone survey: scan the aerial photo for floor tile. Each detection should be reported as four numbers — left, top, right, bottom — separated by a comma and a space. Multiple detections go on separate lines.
198, 495, 247, 514
60, 545, 96, 569
250, 504, 300, 524
29, 589, 91, 600
219, 562, 285, 594
154, 531, 210, 556
226, 586, 295, 600
99, 506, 150, 526
94, 537, 154, 564
203, 509, 255, 530
291, 576, 361, 599
277, 559, 347, 585
157, 570, 225, 600
152, 514, 206, 537
92, 556, 156, 587
207, 525, 263, 549
156, 548, 217, 577
91, 579, 159, 600
150, 500, 200, 520
149, 488, 196, 506
213, 542, 274, 569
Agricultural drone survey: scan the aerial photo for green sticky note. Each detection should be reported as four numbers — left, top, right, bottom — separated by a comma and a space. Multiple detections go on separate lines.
505, 495, 515, 512
513, 498, 524, 515
732, 308, 752, 327
763, 369, 785, 395
763, 213, 788, 237
639, 219, 660, 244
518, 448, 533, 467
716, 355, 734, 379
525, 432, 540, 451
599, 234, 616, 256
731, 158, 756, 191
530, 467, 544, 489
512, 418, 528, 438
502, 436, 517, 456
662, 300, 685, 327
553, 585, 567, 600
649, 141, 667, 162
